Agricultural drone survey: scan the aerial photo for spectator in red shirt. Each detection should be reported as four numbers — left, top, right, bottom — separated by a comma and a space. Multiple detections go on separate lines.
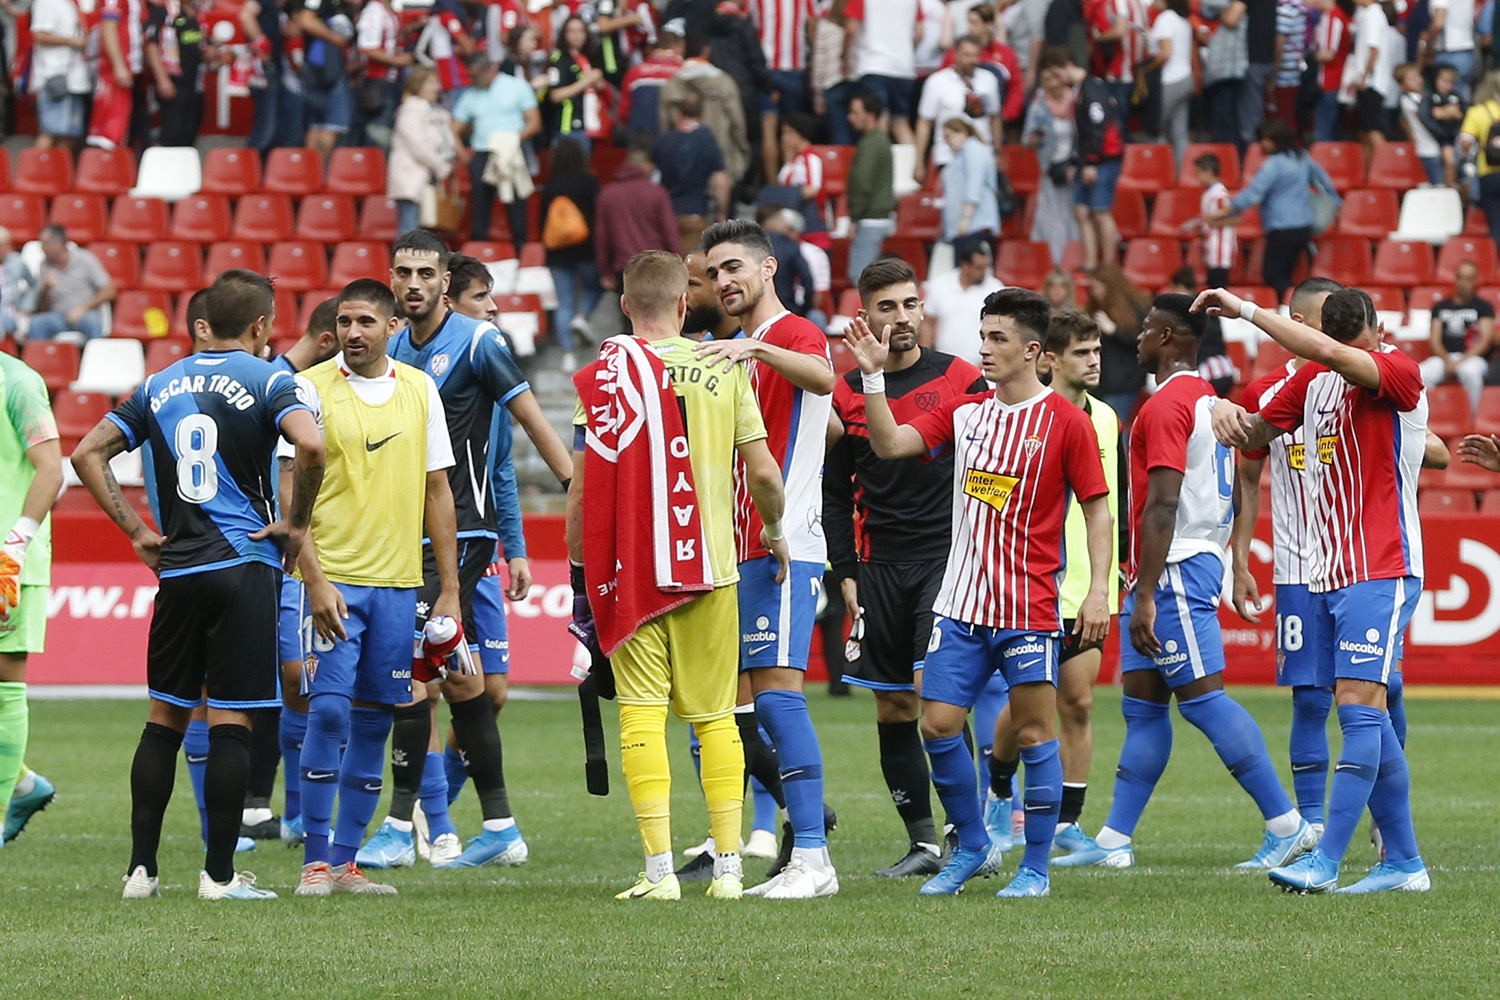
619, 21, 686, 144
89, 0, 147, 150
1312, 0, 1353, 140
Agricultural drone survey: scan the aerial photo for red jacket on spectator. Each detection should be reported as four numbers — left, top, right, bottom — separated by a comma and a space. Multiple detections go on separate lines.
594, 161, 679, 278
619, 50, 683, 136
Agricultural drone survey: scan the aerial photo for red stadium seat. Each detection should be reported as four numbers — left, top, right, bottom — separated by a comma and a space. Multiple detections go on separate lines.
74, 147, 137, 197
828, 336, 858, 376
1476, 387, 1500, 436
809, 145, 854, 199
21, 340, 80, 394
894, 192, 942, 242
231, 194, 295, 243
459, 241, 517, 263
1370, 240, 1435, 287
1313, 236, 1371, 286
272, 287, 300, 340
1367, 142, 1428, 190
170, 194, 233, 243
1233, 204, 1263, 242
1148, 189, 1200, 238
1309, 141, 1365, 191
295, 194, 357, 243
204, 240, 267, 280
1363, 286, 1405, 314
835, 288, 861, 317
1059, 239, 1086, 274
1178, 143, 1240, 188
201, 147, 263, 197
1420, 487, 1477, 513
262, 148, 324, 196
1118, 144, 1177, 194
90, 242, 140, 288
995, 240, 1055, 288
1481, 490, 1500, 513
0, 194, 44, 243
140, 242, 204, 293
880, 236, 927, 281
1408, 285, 1446, 313
0, 150, 13, 192
13, 147, 73, 196
492, 292, 546, 337
107, 197, 170, 243
111, 289, 173, 340
519, 242, 546, 268
1466, 205, 1489, 236
1122, 238, 1182, 290
358, 197, 399, 243
1251, 340, 1295, 379
52, 390, 112, 448
267, 241, 329, 292
329, 241, 389, 285
144, 338, 192, 375
1241, 142, 1267, 183
1337, 188, 1401, 240
1112, 190, 1148, 240
1002, 144, 1039, 195
1444, 451, 1495, 491
1435, 236, 1497, 285
325, 147, 386, 197
48, 193, 108, 244
1427, 384, 1473, 439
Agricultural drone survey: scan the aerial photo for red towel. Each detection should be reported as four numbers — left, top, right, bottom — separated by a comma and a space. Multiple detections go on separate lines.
574, 335, 714, 655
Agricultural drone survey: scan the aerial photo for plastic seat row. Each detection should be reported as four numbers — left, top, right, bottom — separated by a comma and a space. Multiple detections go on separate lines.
1115, 141, 1428, 195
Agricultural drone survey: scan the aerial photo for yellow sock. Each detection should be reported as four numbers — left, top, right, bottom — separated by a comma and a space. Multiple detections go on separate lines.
618, 704, 672, 857
693, 715, 744, 856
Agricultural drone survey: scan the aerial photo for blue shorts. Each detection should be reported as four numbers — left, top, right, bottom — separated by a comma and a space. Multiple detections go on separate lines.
762, 69, 808, 114
1073, 158, 1124, 213
37, 90, 85, 138
1310, 577, 1420, 686
471, 571, 510, 675
301, 73, 350, 132
1274, 583, 1331, 688
920, 616, 1061, 709
858, 73, 915, 119
1121, 552, 1227, 688
302, 583, 415, 705
738, 556, 823, 671
278, 576, 306, 664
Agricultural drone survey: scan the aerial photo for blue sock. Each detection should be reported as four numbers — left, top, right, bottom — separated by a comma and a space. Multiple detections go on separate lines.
420, 750, 458, 840
330, 706, 393, 866
754, 689, 826, 849
1019, 740, 1062, 875
1289, 686, 1332, 825
444, 745, 467, 805
279, 707, 307, 822
1321, 703, 1384, 864
300, 693, 351, 866
1103, 696, 1174, 838
1367, 713, 1421, 866
1178, 689, 1294, 819
184, 718, 210, 845
924, 732, 987, 851
1387, 671, 1407, 747
972, 672, 1008, 804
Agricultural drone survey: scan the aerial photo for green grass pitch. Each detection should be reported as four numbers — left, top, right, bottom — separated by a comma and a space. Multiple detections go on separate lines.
6, 688, 1498, 1000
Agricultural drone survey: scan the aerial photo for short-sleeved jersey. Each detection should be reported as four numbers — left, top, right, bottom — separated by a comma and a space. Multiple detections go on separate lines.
826, 348, 986, 572
107, 350, 307, 580
390, 309, 530, 541
1242, 361, 1312, 586
748, 0, 815, 70
734, 312, 834, 564
1258, 348, 1427, 592
910, 388, 1109, 631
1127, 371, 1231, 589
0, 354, 58, 586
1059, 393, 1121, 616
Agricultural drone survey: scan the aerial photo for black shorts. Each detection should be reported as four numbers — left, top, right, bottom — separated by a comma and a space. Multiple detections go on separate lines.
1060, 617, 1106, 665
1355, 88, 1387, 133
416, 537, 492, 648
843, 560, 946, 692
147, 562, 281, 710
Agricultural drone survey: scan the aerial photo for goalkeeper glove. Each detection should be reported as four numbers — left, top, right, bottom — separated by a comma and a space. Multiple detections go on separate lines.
0, 517, 39, 615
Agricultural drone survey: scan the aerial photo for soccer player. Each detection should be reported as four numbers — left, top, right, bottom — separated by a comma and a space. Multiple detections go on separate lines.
824, 258, 987, 877
987, 310, 1123, 855
848, 287, 1114, 899
1202, 285, 1430, 893
1055, 294, 1314, 872
73, 270, 325, 900
697, 219, 839, 898
288, 278, 459, 897
0, 349, 63, 848
358, 231, 571, 870
567, 250, 790, 900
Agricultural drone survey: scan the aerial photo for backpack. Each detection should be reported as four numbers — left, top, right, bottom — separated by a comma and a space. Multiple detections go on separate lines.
543, 195, 590, 250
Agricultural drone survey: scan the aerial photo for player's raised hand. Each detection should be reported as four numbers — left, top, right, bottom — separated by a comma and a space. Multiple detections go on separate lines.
1190, 286, 1245, 319
762, 528, 791, 584
1210, 399, 1254, 449
1129, 593, 1161, 657
1076, 591, 1110, 644
130, 526, 166, 574
845, 314, 890, 375
1231, 564, 1264, 623
308, 579, 349, 642
505, 556, 532, 601
1458, 433, 1500, 473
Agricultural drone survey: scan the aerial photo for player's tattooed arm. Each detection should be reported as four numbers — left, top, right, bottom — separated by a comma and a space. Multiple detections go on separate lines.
1210, 399, 1282, 453
1229, 455, 1266, 622
72, 421, 165, 572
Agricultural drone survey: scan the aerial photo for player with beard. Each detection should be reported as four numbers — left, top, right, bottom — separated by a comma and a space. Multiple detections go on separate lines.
824, 258, 987, 877
682, 254, 738, 343
356, 231, 572, 871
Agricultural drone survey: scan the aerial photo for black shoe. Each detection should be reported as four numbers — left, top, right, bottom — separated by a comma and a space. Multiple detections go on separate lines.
241, 817, 281, 840
674, 851, 716, 883
766, 806, 839, 879
874, 842, 943, 877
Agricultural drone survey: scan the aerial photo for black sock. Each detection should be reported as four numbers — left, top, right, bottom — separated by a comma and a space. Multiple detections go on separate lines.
1060, 782, 1087, 826
961, 721, 975, 758
387, 702, 430, 822
203, 724, 251, 883
245, 706, 281, 802
877, 720, 935, 846
988, 753, 1019, 800
450, 693, 511, 820
735, 710, 786, 809
129, 723, 183, 878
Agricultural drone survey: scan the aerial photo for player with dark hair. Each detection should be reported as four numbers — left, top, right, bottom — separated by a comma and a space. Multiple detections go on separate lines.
849, 287, 1115, 899
825, 257, 987, 877
1057, 294, 1313, 872
73, 269, 325, 900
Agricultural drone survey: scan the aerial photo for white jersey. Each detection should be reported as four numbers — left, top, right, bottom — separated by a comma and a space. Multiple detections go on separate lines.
1244, 361, 1313, 586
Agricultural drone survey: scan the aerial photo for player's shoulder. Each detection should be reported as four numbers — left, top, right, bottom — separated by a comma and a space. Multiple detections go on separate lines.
0, 350, 45, 395
762, 311, 827, 351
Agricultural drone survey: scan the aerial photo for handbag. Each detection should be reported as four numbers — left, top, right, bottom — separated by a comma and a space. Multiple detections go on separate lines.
543, 195, 590, 250
356, 75, 386, 115
419, 175, 465, 231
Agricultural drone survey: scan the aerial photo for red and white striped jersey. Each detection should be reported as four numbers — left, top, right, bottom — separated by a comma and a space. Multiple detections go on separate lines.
911, 388, 1109, 631
749, 0, 814, 71
777, 148, 824, 195
1086, 0, 1150, 84
1258, 348, 1427, 593
733, 311, 834, 564
1242, 361, 1312, 586
1127, 371, 1232, 589
1316, 7, 1352, 92
1201, 181, 1237, 271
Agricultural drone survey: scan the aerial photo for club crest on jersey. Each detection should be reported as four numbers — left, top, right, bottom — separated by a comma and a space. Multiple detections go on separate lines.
963, 468, 1019, 512
1317, 435, 1338, 465
429, 354, 451, 377
303, 654, 318, 683
914, 390, 940, 412
1023, 435, 1042, 456
1288, 443, 1306, 471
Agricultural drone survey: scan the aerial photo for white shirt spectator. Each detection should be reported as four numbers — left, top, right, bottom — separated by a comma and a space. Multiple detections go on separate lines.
914, 0, 949, 73
357, 0, 401, 81
1150, 8, 1194, 86
846, 0, 923, 79
924, 268, 1003, 362
1350, 3, 1394, 98
1432, 0, 1476, 52
919, 67, 1002, 165
31, 0, 93, 94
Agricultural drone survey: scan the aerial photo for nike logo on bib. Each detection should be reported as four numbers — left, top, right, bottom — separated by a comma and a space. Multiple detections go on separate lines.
366, 432, 401, 452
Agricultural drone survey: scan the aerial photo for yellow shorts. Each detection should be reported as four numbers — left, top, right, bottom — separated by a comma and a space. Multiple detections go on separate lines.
611, 584, 738, 723
0, 585, 47, 655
